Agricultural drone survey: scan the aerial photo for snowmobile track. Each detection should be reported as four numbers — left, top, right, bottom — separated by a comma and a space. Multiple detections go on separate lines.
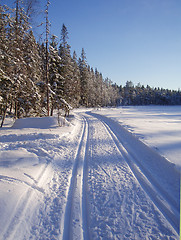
62, 116, 90, 240
89, 112, 179, 234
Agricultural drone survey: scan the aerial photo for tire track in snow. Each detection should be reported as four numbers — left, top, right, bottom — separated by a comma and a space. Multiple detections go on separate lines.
62, 116, 90, 240
97, 116, 179, 234
1, 163, 49, 240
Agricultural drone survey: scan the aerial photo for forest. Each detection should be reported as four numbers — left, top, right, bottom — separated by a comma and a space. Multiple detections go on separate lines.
0, 1, 181, 127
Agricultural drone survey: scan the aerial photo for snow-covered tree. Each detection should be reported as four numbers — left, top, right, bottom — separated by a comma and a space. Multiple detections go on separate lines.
71, 51, 81, 107
86, 67, 95, 107
0, 1, 43, 122
59, 24, 74, 104
49, 35, 63, 115
79, 48, 90, 106
22, 30, 42, 116
94, 68, 103, 106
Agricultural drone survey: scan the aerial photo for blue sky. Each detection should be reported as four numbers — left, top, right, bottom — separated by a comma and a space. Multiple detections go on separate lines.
46, 0, 181, 90
2, 0, 181, 90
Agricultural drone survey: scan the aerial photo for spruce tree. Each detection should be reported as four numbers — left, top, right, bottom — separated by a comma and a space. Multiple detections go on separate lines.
71, 51, 81, 107
59, 24, 74, 104
87, 66, 95, 107
49, 35, 63, 115
79, 48, 89, 106
23, 30, 42, 116
45, 0, 50, 116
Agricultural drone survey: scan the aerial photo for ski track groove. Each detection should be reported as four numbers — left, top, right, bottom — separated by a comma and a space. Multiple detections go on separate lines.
96, 115, 179, 234
62, 116, 90, 240
1, 163, 49, 240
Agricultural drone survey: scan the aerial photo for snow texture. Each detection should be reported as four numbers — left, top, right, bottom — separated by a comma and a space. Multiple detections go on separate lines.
0, 106, 180, 240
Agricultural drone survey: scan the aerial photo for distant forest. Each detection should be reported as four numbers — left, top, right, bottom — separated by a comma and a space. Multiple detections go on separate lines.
0, 1, 181, 125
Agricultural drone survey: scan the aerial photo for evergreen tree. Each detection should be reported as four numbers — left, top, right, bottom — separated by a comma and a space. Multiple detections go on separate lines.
59, 24, 74, 104
22, 30, 42, 116
79, 48, 89, 106
94, 68, 103, 106
45, 0, 50, 116
71, 51, 81, 107
87, 66, 95, 107
49, 35, 63, 115
1, 1, 180, 126
0, 5, 16, 126
0, 1, 42, 122
37, 42, 47, 111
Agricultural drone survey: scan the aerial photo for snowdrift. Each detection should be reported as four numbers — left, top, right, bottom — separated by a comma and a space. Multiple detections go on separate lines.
0, 148, 39, 168
12, 116, 69, 129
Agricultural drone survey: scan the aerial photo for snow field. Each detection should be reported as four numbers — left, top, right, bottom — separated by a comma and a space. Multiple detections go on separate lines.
0, 108, 180, 239
85, 113, 178, 239
94, 106, 181, 169
0, 115, 81, 239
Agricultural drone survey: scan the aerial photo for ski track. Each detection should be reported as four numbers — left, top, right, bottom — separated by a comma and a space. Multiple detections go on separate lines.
99, 116, 179, 233
0, 112, 179, 240
84, 112, 179, 239
62, 115, 90, 240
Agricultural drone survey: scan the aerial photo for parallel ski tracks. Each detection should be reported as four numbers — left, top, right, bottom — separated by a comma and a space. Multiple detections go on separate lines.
97, 116, 179, 234
4, 113, 178, 239
62, 116, 90, 240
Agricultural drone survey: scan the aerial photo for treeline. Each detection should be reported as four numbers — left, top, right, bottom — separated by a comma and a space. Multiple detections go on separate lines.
119, 81, 181, 106
0, 2, 180, 127
0, 1, 119, 126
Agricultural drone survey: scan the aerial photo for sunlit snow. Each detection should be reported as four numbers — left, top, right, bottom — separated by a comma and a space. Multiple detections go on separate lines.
0, 106, 179, 239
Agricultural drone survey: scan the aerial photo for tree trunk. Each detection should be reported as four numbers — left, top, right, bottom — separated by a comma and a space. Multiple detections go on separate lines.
45, 0, 50, 116
0, 105, 8, 128
50, 103, 54, 116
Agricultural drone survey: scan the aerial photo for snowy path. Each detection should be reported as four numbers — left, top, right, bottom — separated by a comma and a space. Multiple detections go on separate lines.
83, 112, 179, 239
61, 112, 179, 239
62, 116, 89, 240
87, 112, 179, 237
0, 111, 179, 239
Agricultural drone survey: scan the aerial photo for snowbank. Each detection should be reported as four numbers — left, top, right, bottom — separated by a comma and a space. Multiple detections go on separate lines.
0, 148, 39, 167
12, 116, 69, 129
0, 113, 79, 239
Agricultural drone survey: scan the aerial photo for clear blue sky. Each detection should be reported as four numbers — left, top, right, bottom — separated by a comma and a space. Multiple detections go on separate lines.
2, 0, 181, 90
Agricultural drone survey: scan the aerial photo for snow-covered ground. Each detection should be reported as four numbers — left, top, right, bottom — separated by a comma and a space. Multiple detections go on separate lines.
93, 105, 181, 169
0, 106, 180, 239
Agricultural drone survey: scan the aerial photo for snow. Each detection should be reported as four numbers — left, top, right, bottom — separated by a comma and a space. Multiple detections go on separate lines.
93, 105, 181, 169
0, 106, 180, 239
12, 116, 69, 129
0, 149, 39, 167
